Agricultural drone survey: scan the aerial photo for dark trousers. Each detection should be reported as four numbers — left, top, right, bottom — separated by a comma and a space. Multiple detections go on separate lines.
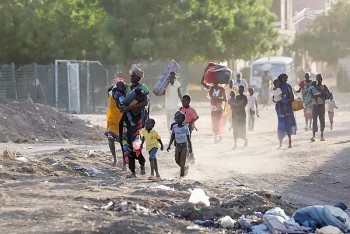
128, 151, 145, 173
312, 104, 325, 133
175, 143, 187, 176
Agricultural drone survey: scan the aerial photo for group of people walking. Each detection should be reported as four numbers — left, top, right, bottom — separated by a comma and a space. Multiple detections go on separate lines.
296, 73, 335, 142
105, 66, 335, 179
105, 68, 198, 179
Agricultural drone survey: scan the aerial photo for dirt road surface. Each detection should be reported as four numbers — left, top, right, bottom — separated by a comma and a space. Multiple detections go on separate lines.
0, 80, 349, 233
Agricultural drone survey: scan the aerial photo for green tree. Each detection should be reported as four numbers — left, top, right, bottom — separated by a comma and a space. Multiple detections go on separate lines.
291, 1, 350, 66
0, 0, 106, 64
100, 0, 279, 75
0, 0, 278, 68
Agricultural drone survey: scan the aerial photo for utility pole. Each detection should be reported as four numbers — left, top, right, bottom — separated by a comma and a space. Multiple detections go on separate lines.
280, 0, 286, 31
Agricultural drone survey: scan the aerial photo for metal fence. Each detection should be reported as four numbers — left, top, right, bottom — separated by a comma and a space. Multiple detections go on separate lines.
0, 62, 117, 113
0, 61, 194, 114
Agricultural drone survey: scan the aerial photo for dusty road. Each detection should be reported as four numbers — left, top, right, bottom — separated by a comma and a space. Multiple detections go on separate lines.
77, 89, 350, 207
0, 80, 349, 233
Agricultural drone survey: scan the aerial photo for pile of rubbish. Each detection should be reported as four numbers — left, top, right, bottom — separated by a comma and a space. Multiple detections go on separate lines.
183, 188, 350, 233
86, 187, 350, 233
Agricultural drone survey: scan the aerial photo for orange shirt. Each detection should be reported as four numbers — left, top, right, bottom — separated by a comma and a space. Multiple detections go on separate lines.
179, 106, 198, 130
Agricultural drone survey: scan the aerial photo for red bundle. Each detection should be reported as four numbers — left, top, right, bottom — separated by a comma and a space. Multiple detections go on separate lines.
203, 62, 232, 84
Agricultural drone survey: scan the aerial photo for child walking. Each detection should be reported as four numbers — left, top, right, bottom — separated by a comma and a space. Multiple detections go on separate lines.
247, 88, 259, 131
325, 94, 338, 130
167, 111, 192, 178
179, 95, 199, 164
227, 90, 236, 130
141, 118, 164, 180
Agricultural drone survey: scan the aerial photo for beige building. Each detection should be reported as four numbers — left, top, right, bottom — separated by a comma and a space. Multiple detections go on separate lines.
271, 0, 337, 37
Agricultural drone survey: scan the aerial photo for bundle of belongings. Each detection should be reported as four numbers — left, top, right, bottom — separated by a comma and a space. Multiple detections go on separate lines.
153, 60, 180, 96
262, 203, 350, 234
203, 62, 232, 84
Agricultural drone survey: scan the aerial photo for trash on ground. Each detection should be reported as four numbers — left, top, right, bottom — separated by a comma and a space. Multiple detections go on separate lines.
250, 224, 269, 234
15, 156, 28, 163
194, 219, 217, 228
101, 201, 115, 211
316, 225, 343, 234
83, 205, 94, 211
114, 201, 150, 216
218, 215, 236, 229
186, 225, 203, 230
73, 165, 103, 177
188, 188, 210, 206
264, 207, 311, 233
292, 205, 350, 233
150, 185, 175, 191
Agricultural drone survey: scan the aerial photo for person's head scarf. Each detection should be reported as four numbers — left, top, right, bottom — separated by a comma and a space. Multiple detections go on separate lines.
132, 67, 144, 79
278, 73, 288, 82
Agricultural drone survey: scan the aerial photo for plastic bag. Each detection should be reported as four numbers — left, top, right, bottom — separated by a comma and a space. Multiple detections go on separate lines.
188, 188, 210, 206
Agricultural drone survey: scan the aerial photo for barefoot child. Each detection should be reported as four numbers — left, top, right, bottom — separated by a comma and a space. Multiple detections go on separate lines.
141, 118, 164, 180
325, 94, 338, 130
179, 95, 199, 164
167, 111, 192, 178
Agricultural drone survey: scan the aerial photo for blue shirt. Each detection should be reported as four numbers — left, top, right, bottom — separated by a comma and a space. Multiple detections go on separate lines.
172, 124, 190, 144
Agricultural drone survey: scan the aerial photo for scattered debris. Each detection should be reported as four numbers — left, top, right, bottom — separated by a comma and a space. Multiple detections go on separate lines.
15, 156, 28, 163
73, 166, 103, 177
188, 188, 210, 206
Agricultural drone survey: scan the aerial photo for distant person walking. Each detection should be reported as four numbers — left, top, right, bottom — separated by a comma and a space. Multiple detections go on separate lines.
201, 78, 227, 143
247, 87, 258, 131
296, 72, 313, 131
273, 73, 297, 148
164, 72, 182, 134
326, 94, 338, 130
227, 90, 236, 131
230, 86, 248, 149
260, 70, 272, 108
233, 72, 248, 92
310, 74, 331, 142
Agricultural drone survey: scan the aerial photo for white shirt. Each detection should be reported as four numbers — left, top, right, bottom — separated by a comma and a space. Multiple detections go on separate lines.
272, 88, 283, 102
233, 79, 248, 91
326, 100, 336, 112
247, 95, 257, 111
165, 80, 181, 109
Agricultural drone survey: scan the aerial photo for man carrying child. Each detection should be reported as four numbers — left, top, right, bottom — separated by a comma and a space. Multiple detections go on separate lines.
310, 74, 331, 142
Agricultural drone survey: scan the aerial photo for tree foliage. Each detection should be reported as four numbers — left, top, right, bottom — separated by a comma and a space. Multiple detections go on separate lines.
0, 0, 106, 64
0, 0, 279, 68
291, 1, 350, 65
101, 0, 278, 72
